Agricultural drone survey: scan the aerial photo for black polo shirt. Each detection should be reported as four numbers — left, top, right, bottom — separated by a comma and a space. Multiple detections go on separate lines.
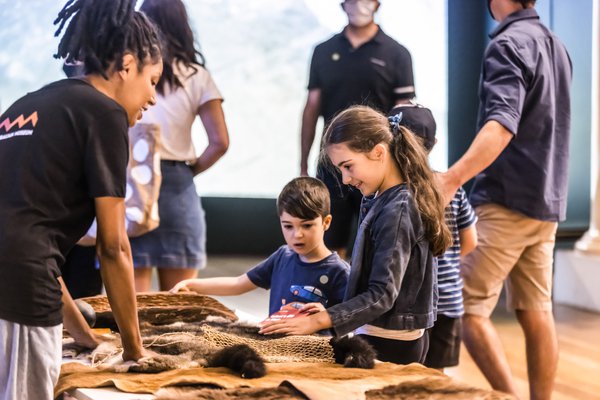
308, 27, 415, 124
469, 8, 572, 221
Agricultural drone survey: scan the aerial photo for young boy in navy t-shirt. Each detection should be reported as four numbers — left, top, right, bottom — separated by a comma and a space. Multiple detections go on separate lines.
171, 177, 350, 317
388, 104, 478, 371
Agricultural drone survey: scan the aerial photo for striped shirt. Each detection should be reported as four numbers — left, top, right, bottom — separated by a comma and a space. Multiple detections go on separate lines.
437, 187, 476, 318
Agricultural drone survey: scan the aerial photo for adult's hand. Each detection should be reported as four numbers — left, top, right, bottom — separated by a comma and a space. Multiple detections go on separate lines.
439, 120, 513, 205
436, 170, 461, 206
95, 197, 144, 362
123, 347, 158, 362
59, 277, 102, 350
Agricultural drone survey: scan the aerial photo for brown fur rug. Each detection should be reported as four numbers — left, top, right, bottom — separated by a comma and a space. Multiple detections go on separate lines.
59, 294, 514, 399
154, 377, 514, 400
154, 385, 306, 400
78, 292, 238, 329
56, 362, 514, 400
63, 317, 336, 373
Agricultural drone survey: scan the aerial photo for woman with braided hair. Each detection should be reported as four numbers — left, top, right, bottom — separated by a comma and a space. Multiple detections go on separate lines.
0, 1, 162, 399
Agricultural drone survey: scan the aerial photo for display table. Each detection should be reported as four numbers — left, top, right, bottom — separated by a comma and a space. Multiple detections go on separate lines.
66, 387, 154, 400
59, 294, 512, 399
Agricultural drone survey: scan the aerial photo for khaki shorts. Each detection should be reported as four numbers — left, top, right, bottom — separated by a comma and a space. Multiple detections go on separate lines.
462, 203, 557, 317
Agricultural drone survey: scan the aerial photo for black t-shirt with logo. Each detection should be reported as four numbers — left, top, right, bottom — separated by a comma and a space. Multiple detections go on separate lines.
0, 79, 129, 326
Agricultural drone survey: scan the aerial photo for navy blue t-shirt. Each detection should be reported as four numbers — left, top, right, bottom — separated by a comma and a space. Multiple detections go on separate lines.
246, 246, 350, 316
469, 8, 572, 221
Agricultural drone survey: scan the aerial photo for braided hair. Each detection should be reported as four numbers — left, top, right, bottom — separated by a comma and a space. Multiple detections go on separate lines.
140, 0, 205, 95
54, 0, 162, 79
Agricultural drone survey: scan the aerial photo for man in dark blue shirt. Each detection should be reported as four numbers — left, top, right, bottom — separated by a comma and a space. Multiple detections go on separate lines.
439, 1, 571, 399
300, 0, 415, 259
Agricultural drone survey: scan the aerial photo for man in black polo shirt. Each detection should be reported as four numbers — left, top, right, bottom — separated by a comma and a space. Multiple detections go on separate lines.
439, 1, 571, 398
300, 0, 415, 258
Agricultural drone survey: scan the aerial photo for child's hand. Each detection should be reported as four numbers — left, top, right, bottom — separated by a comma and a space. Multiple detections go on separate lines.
299, 302, 326, 315
169, 280, 192, 293
259, 317, 316, 336
259, 310, 332, 336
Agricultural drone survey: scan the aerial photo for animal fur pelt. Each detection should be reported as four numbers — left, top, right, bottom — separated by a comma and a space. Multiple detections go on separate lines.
208, 344, 266, 379
329, 336, 376, 369
154, 377, 514, 400
365, 378, 515, 399
77, 293, 238, 329
63, 317, 376, 378
154, 385, 306, 400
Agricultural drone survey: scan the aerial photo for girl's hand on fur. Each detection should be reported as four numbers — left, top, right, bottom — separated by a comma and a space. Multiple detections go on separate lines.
259, 311, 332, 336
169, 280, 192, 293
259, 318, 315, 335
299, 302, 326, 314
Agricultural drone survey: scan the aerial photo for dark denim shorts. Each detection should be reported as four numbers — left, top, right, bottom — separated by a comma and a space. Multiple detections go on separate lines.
130, 161, 206, 269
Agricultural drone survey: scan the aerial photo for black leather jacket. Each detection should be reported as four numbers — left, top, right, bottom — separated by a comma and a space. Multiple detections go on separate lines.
327, 184, 438, 336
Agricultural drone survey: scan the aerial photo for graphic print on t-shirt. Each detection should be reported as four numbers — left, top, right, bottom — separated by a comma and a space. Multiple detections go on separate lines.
0, 111, 38, 141
289, 283, 328, 305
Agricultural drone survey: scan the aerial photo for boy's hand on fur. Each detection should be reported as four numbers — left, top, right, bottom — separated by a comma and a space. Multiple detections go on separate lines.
299, 302, 326, 314
169, 280, 192, 293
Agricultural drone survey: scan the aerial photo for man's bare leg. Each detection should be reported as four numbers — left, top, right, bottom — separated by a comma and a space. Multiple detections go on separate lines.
515, 309, 558, 400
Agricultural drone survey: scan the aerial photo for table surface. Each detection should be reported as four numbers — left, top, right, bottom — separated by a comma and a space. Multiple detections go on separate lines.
68, 387, 154, 400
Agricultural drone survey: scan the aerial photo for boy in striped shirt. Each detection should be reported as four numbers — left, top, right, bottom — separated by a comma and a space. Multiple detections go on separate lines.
389, 104, 477, 371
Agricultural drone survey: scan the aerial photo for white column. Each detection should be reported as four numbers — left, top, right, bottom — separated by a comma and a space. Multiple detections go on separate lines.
575, 0, 600, 254
554, 0, 600, 313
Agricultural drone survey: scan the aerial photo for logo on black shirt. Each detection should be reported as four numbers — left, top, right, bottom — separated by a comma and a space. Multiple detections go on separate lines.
0, 111, 38, 141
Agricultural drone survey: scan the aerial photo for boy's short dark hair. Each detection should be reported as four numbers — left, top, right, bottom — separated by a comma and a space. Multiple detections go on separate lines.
277, 177, 330, 220
388, 104, 437, 151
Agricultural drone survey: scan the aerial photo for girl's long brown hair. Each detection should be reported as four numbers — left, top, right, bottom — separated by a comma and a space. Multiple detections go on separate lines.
320, 105, 451, 256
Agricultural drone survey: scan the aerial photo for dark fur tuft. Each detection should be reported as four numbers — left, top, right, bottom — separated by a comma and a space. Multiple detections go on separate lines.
208, 344, 266, 379
330, 336, 376, 369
